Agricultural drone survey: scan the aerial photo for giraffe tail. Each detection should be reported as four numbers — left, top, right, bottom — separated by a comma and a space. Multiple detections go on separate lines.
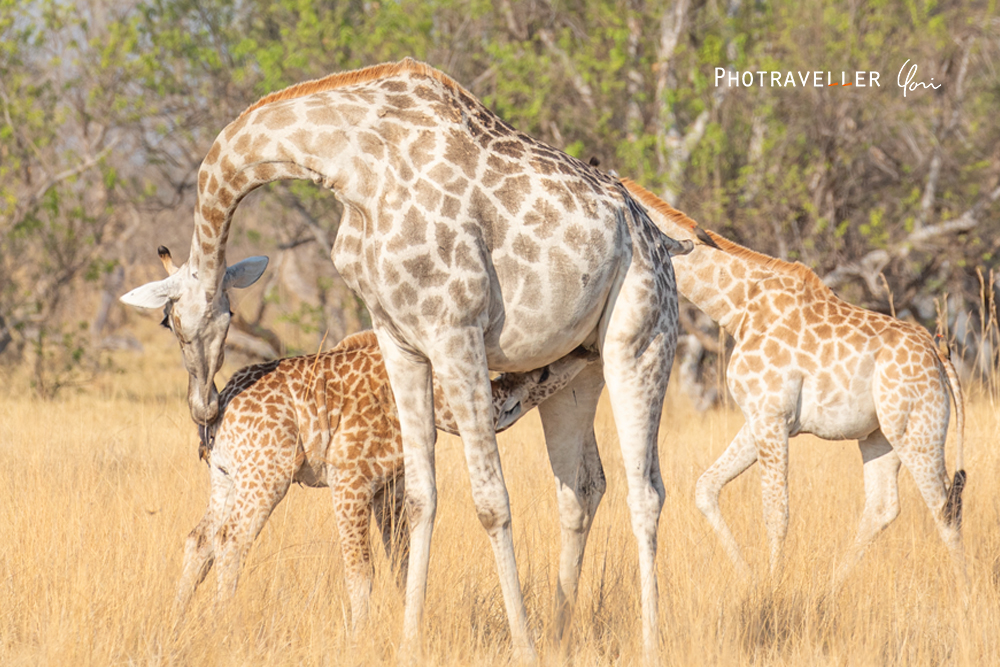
937, 344, 966, 528
615, 181, 693, 260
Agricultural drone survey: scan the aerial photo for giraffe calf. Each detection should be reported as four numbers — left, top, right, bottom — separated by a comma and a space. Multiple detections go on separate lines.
175, 330, 595, 631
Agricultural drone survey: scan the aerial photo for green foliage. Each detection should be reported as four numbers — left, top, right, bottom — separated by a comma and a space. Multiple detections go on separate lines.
2, 0, 998, 385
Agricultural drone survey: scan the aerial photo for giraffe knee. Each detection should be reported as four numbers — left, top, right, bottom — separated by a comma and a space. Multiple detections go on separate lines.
476, 503, 512, 534
627, 483, 664, 522
877, 497, 901, 528
186, 525, 210, 554
694, 473, 721, 518
404, 487, 437, 528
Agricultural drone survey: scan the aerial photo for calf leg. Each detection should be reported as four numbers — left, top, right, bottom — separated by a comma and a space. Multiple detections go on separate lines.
834, 430, 901, 587
332, 473, 378, 633
694, 423, 757, 578
213, 473, 291, 603
175, 464, 231, 615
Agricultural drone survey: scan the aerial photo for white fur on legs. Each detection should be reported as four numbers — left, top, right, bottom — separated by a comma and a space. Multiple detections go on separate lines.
694, 423, 757, 578
600, 261, 679, 665
537, 362, 607, 645
373, 329, 437, 660
429, 327, 535, 663
175, 464, 234, 615
834, 431, 901, 587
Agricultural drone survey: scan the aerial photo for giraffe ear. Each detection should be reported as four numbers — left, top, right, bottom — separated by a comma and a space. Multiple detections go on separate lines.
495, 396, 523, 433
222, 256, 269, 291
119, 273, 183, 309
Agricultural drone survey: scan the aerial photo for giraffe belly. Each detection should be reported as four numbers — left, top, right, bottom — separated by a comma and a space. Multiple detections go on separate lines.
482, 261, 621, 372
796, 383, 880, 440
480, 232, 625, 372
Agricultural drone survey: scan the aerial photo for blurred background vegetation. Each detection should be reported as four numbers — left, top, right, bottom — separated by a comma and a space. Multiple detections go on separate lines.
1, 0, 998, 402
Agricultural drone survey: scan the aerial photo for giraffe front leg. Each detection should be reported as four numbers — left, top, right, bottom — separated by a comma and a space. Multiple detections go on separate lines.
175, 463, 231, 617
694, 423, 757, 579
373, 329, 438, 660
428, 327, 536, 663
536, 362, 606, 648
833, 430, 901, 589
749, 417, 790, 578
175, 513, 216, 618
213, 475, 291, 604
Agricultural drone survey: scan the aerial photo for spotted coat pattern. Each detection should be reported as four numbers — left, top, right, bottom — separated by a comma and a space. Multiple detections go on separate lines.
129, 59, 689, 662
175, 330, 594, 631
626, 179, 967, 587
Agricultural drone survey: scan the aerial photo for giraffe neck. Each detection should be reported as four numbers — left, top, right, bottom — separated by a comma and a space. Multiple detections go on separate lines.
623, 178, 826, 342
190, 96, 375, 289
672, 244, 764, 339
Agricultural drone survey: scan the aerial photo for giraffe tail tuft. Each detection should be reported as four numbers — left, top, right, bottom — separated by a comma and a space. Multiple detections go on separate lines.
944, 469, 967, 528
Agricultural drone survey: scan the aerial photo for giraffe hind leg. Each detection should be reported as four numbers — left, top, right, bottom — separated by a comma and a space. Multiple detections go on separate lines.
332, 474, 378, 634
894, 433, 968, 587
876, 378, 968, 589
833, 430, 901, 589
600, 270, 680, 665
694, 423, 757, 579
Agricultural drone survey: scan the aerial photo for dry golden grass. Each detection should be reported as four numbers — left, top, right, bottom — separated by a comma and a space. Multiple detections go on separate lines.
2, 324, 999, 666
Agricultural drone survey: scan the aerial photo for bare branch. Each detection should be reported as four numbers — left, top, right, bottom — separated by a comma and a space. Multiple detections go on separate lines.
498, 0, 526, 40
915, 37, 974, 230
284, 195, 336, 258
6, 140, 119, 234
823, 183, 1000, 290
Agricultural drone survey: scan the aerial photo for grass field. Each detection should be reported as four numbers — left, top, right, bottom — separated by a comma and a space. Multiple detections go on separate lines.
2, 323, 998, 666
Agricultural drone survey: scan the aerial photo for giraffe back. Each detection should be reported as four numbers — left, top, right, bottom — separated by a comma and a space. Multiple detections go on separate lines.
201, 331, 594, 482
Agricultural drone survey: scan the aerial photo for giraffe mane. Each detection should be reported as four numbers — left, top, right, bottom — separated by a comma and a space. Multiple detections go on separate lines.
622, 178, 833, 295
239, 58, 467, 119
333, 330, 380, 353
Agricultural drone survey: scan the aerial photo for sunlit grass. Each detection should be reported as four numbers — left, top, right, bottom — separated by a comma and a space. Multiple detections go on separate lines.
1, 323, 998, 665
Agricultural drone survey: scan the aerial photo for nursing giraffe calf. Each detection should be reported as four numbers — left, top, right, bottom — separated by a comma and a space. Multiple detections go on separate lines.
176, 330, 595, 631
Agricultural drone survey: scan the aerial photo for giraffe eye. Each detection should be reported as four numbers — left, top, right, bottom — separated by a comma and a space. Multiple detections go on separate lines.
539, 367, 550, 383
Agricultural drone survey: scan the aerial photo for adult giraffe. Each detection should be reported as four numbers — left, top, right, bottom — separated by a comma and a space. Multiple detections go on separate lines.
120, 59, 691, 662
623, 178, 967, 587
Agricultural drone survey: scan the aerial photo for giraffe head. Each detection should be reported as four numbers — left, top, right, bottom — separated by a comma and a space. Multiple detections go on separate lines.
492, 346, 599, 432
120, 246, 269, 425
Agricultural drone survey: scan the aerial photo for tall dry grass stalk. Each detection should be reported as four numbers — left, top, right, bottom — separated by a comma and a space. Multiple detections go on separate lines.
2, 321, 999, 665
975, 269, 999, 405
